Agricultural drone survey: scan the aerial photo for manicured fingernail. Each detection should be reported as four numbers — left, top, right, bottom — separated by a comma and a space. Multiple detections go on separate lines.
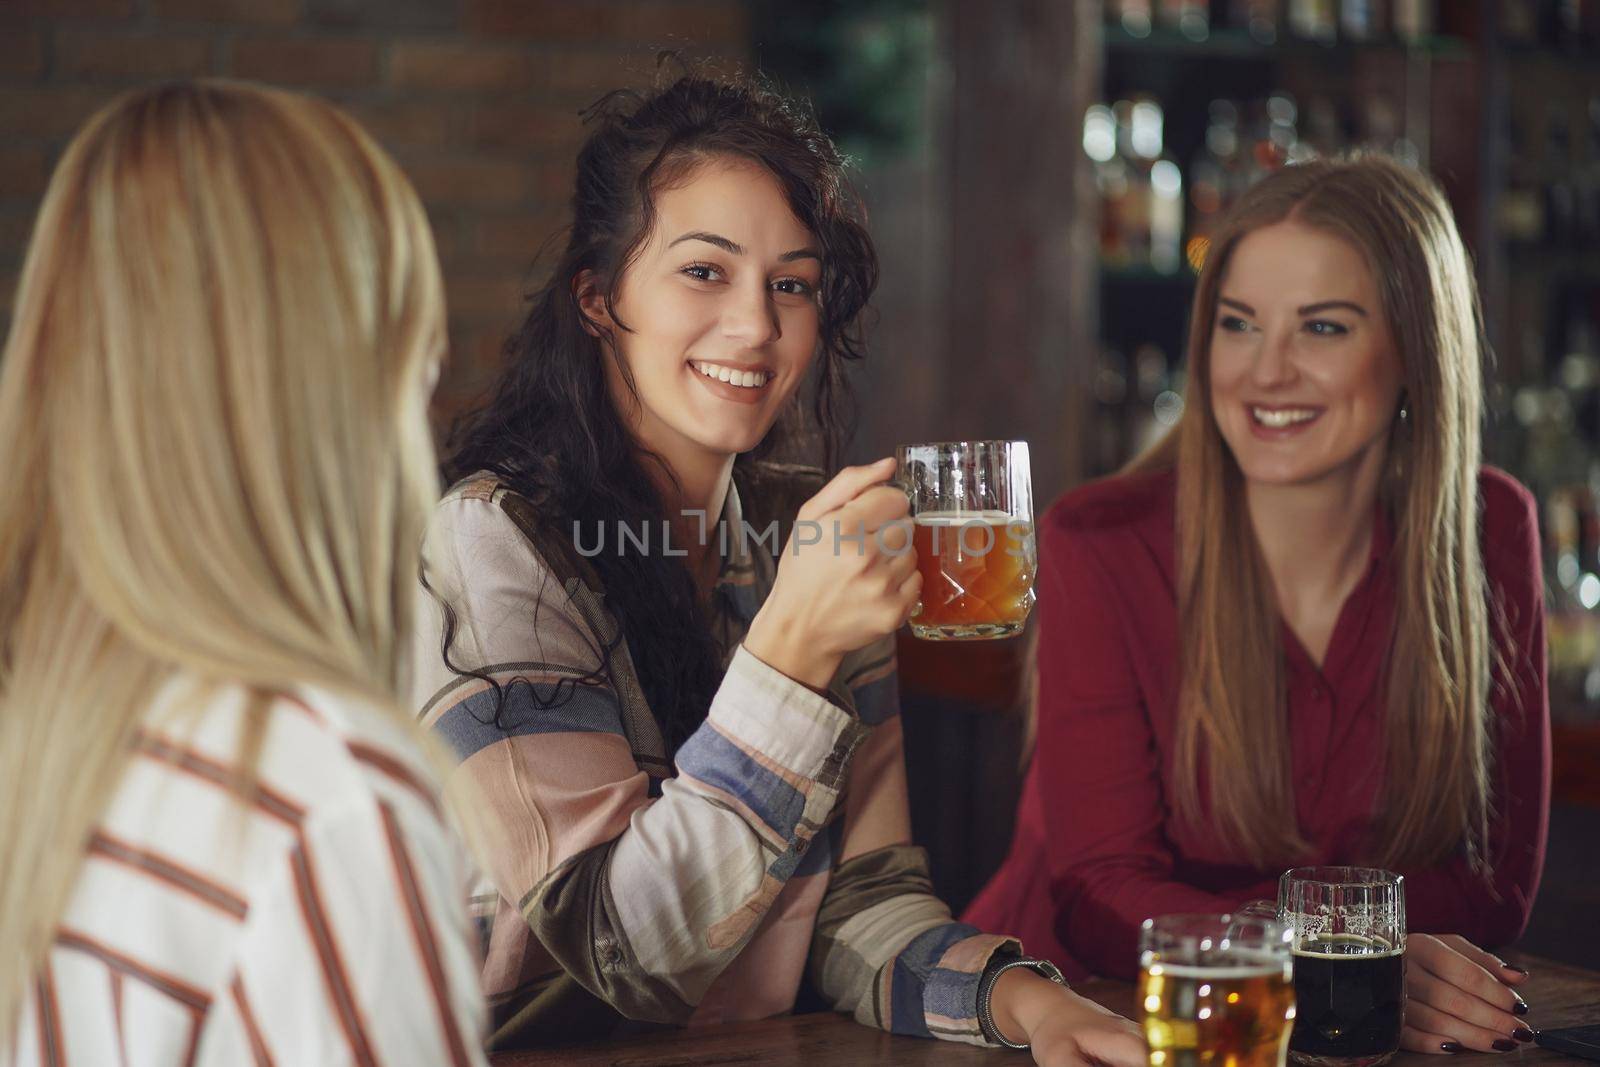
1513, 1027, 1536, 1043
1503, 963, 1530, 976
1493, 1039, 1517, 1052
1513, 993, 1531, 1015
1441, 1042, 1464, 1054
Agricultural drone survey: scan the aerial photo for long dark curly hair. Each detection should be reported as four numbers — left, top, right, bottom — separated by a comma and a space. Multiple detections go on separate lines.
439, 71, 879, 753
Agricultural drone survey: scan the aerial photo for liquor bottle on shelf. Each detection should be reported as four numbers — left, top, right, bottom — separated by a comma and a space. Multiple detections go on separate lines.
1339, 0, 1386, 42
1288, 0, 1336, 41
1553, 0, 1587, 52
1544, 102, 1579, 248
1241, 92, 1311, 185
1391, 0, 1433, 42
1545, 487, 1591, 717
1150, 159, 1185, 274
1301, 95, 1346, 158
1118, 100, 1152, 264
1159, 0, 1211, 40
1572, 477, 1600, 713
1498, 106, 1545, 243
1578, 98, 1600, 244
1588, 460, 1600, 583
1550, 488, 1582, 599
1230, 0, 1281, 42
1434, 0, 1479, 38
1499, 0, 1540, 44
1127, 98, 1185, 274
1187, 100, 1240, 265
1563, 290, 1600, 446
1359, 93, 1419, 168
1084, 103, 1134, 268
1109, 0, 1155, 37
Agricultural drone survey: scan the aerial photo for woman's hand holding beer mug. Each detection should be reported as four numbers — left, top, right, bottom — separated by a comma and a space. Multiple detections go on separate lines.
746, 452, 1146, 1065
1400, 934, 1534, 1055
744, 458, 921, 688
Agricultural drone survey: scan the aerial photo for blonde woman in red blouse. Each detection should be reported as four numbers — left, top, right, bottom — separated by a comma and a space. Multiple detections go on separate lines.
967, 156, 1548, 1057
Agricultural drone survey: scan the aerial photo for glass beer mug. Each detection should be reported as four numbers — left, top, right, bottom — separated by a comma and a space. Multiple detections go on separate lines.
895, 440, 1036, 640
1139, 913, 1297, 1067
1278, 868, 1407, 1067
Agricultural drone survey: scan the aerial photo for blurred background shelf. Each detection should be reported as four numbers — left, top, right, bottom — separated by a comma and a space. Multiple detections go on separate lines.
1101, 25, 1473, 59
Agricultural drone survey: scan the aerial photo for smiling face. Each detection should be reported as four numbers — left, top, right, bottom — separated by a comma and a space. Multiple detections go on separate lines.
1207, 219, 1405, 491
584, 155, 822, 470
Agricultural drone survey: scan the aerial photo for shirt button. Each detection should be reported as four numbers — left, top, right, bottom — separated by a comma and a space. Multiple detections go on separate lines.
1311, 685, 1327, 701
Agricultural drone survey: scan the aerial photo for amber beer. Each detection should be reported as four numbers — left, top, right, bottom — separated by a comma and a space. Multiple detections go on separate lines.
1140, 961, 1297, 1067
909, 511, 1035, 639
1139, 914, 1297, 1067
897, 440, 1036, 642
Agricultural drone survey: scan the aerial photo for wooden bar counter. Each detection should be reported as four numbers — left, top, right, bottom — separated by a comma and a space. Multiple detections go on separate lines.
492, 952, 1599, 1066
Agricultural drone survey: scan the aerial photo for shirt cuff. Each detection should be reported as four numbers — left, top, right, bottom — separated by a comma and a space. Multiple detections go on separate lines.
699, 644, 867, 789
887, 926, 1023, 1046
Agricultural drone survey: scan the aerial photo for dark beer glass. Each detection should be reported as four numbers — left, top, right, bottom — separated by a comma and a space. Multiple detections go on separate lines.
1278, 868, 1406, 1067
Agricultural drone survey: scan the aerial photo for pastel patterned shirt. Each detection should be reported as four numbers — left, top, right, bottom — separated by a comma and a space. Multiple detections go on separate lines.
410, 461, 1020, 1050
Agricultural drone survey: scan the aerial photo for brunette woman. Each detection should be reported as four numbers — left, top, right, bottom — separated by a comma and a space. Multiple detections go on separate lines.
413, 73, 1142, 1065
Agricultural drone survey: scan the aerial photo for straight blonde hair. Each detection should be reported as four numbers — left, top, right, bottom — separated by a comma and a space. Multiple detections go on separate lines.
1128, 156, 1494, 871
0, 80, 446, 1037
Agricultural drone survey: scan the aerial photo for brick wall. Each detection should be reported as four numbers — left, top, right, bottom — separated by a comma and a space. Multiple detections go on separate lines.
0, 0, 749, 419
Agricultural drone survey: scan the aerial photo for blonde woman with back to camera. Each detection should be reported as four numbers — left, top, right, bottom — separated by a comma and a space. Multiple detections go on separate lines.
0, 82, 490, 1066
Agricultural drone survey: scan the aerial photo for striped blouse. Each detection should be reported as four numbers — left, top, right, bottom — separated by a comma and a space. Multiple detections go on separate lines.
410, 463, 1021, 1051
8, 677, 488, 1067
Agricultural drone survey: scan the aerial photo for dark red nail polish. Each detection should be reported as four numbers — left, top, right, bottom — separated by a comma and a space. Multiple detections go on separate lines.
1513, 1027, 1535, 1043
1442, 1042, 1464, 1054
1503, 964, 1530, 976
1493, 1039, 1517, 1052
1513, 994, 1531, 1016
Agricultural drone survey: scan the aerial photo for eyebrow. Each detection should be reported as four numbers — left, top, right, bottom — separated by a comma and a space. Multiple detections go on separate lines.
1218, 296, 1368, 317
670, 231, 743, 255
1297, 300, 1367, 317
669, 231, 821, 264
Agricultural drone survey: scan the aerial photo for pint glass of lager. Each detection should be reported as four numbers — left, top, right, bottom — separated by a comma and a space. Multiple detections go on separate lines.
1278, 868, 1406, 1067
1138, 913, 1297, 1067
895, 441, 1035, 640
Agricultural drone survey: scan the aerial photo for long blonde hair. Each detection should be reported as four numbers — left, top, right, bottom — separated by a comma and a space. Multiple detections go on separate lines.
1129, 156, 1493, 871
0, 81, 445, 1033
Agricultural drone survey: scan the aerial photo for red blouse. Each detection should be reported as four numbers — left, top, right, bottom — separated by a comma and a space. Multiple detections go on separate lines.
963, 466, 1550, 981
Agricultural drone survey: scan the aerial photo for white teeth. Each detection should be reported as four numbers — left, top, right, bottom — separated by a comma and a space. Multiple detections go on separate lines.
1251, 406, 1319, 428
693, 361, 771, 389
